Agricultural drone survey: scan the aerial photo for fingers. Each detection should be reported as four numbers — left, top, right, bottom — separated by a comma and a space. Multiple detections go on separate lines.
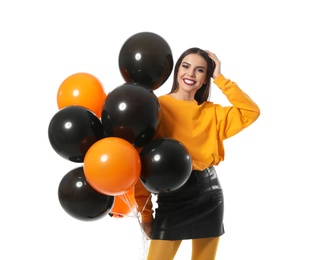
205, 50, 220, 63
205, 50, 221, 79
141, 221, 153, 239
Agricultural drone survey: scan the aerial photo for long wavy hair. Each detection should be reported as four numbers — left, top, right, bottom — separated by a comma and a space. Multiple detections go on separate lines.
170, 47, 215, 104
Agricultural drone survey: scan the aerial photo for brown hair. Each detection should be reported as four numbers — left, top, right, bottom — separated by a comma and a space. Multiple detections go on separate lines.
170, 47, 215, 104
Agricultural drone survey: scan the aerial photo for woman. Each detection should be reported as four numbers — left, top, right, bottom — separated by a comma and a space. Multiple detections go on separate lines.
134, 48, 260, 259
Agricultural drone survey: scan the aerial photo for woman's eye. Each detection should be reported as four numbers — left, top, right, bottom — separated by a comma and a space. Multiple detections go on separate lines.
182, 64, 189, 69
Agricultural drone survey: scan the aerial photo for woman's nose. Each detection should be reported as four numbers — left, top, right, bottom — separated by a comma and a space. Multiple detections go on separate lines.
187, 70, 195, 77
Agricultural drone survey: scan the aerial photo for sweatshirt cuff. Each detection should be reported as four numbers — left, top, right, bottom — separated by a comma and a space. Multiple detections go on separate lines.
213, 74, 226, 86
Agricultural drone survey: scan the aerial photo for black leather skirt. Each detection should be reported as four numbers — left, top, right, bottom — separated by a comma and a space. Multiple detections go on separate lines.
151, 166, 224, 240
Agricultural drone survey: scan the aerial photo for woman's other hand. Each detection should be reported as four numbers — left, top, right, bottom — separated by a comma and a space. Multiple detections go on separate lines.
141, 221, 153, 239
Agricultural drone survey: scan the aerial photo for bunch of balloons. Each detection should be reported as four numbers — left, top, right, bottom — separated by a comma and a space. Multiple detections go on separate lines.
48, 32, 192, 222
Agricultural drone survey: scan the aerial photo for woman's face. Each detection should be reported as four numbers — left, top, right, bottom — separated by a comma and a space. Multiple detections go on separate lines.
176, 53, 208, 94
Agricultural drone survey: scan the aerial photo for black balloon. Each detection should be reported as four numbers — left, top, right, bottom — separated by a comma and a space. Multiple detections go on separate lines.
101, 83, 161, 147
58, 167, 115, 221
48, 106, 105, 162
118, 32, 173, 91
139, 138, 192, 194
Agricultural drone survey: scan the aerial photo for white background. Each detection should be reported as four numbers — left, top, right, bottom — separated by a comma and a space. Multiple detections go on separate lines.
1, 0, 319, 259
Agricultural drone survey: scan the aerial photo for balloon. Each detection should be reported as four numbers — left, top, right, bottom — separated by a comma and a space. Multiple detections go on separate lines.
101, 83, 161, 147
58, 167, 114, 221
139, 138, 192, 194
83, 137, 141, 196
118, 32, 173, 91
57, 72, 106, 118
109, 188, 137, 218
48, 105, 105, 162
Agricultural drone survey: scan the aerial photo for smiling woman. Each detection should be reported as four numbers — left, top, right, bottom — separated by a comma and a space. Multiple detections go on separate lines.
134, 47, 260, 260
1, 0, 319, 259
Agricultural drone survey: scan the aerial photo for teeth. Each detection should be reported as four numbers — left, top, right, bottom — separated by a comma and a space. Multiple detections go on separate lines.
184, 79, 195, 85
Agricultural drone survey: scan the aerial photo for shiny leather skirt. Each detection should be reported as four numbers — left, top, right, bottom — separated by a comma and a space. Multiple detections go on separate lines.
151, 166, 224, 240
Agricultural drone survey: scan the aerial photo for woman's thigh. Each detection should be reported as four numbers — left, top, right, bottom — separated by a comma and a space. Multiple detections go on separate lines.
191, 237, 220, 260
147, 240, 182, 260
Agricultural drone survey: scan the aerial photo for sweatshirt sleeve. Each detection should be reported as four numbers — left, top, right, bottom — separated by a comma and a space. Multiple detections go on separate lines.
134, 179, 154, 223
214, 74, 260, 139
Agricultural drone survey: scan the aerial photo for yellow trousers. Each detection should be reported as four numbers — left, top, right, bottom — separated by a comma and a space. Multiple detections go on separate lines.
147, 237, 220, 260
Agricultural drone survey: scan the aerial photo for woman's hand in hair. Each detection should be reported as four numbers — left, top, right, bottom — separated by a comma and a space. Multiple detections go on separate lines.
205, 50, 221, 79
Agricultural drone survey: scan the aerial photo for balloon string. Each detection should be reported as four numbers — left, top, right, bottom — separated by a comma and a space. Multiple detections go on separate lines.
115, 192, 152, 220
140, 193, 152, 215
137, 193, 153, 259
117, 193, 139, 218
137, 210, 150, 260
115, 192, 150, 259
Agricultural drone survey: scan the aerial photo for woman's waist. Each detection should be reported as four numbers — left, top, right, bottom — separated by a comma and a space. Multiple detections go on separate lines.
158, 166, 222, 199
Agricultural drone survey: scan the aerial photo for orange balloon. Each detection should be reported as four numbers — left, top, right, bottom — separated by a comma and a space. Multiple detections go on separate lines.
57, 72, 106, 118
83, 137, 141, 196
110, 188, 137, 218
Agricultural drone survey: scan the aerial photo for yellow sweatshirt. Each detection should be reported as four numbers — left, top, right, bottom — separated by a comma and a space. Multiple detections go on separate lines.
134, 74, 260, 222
